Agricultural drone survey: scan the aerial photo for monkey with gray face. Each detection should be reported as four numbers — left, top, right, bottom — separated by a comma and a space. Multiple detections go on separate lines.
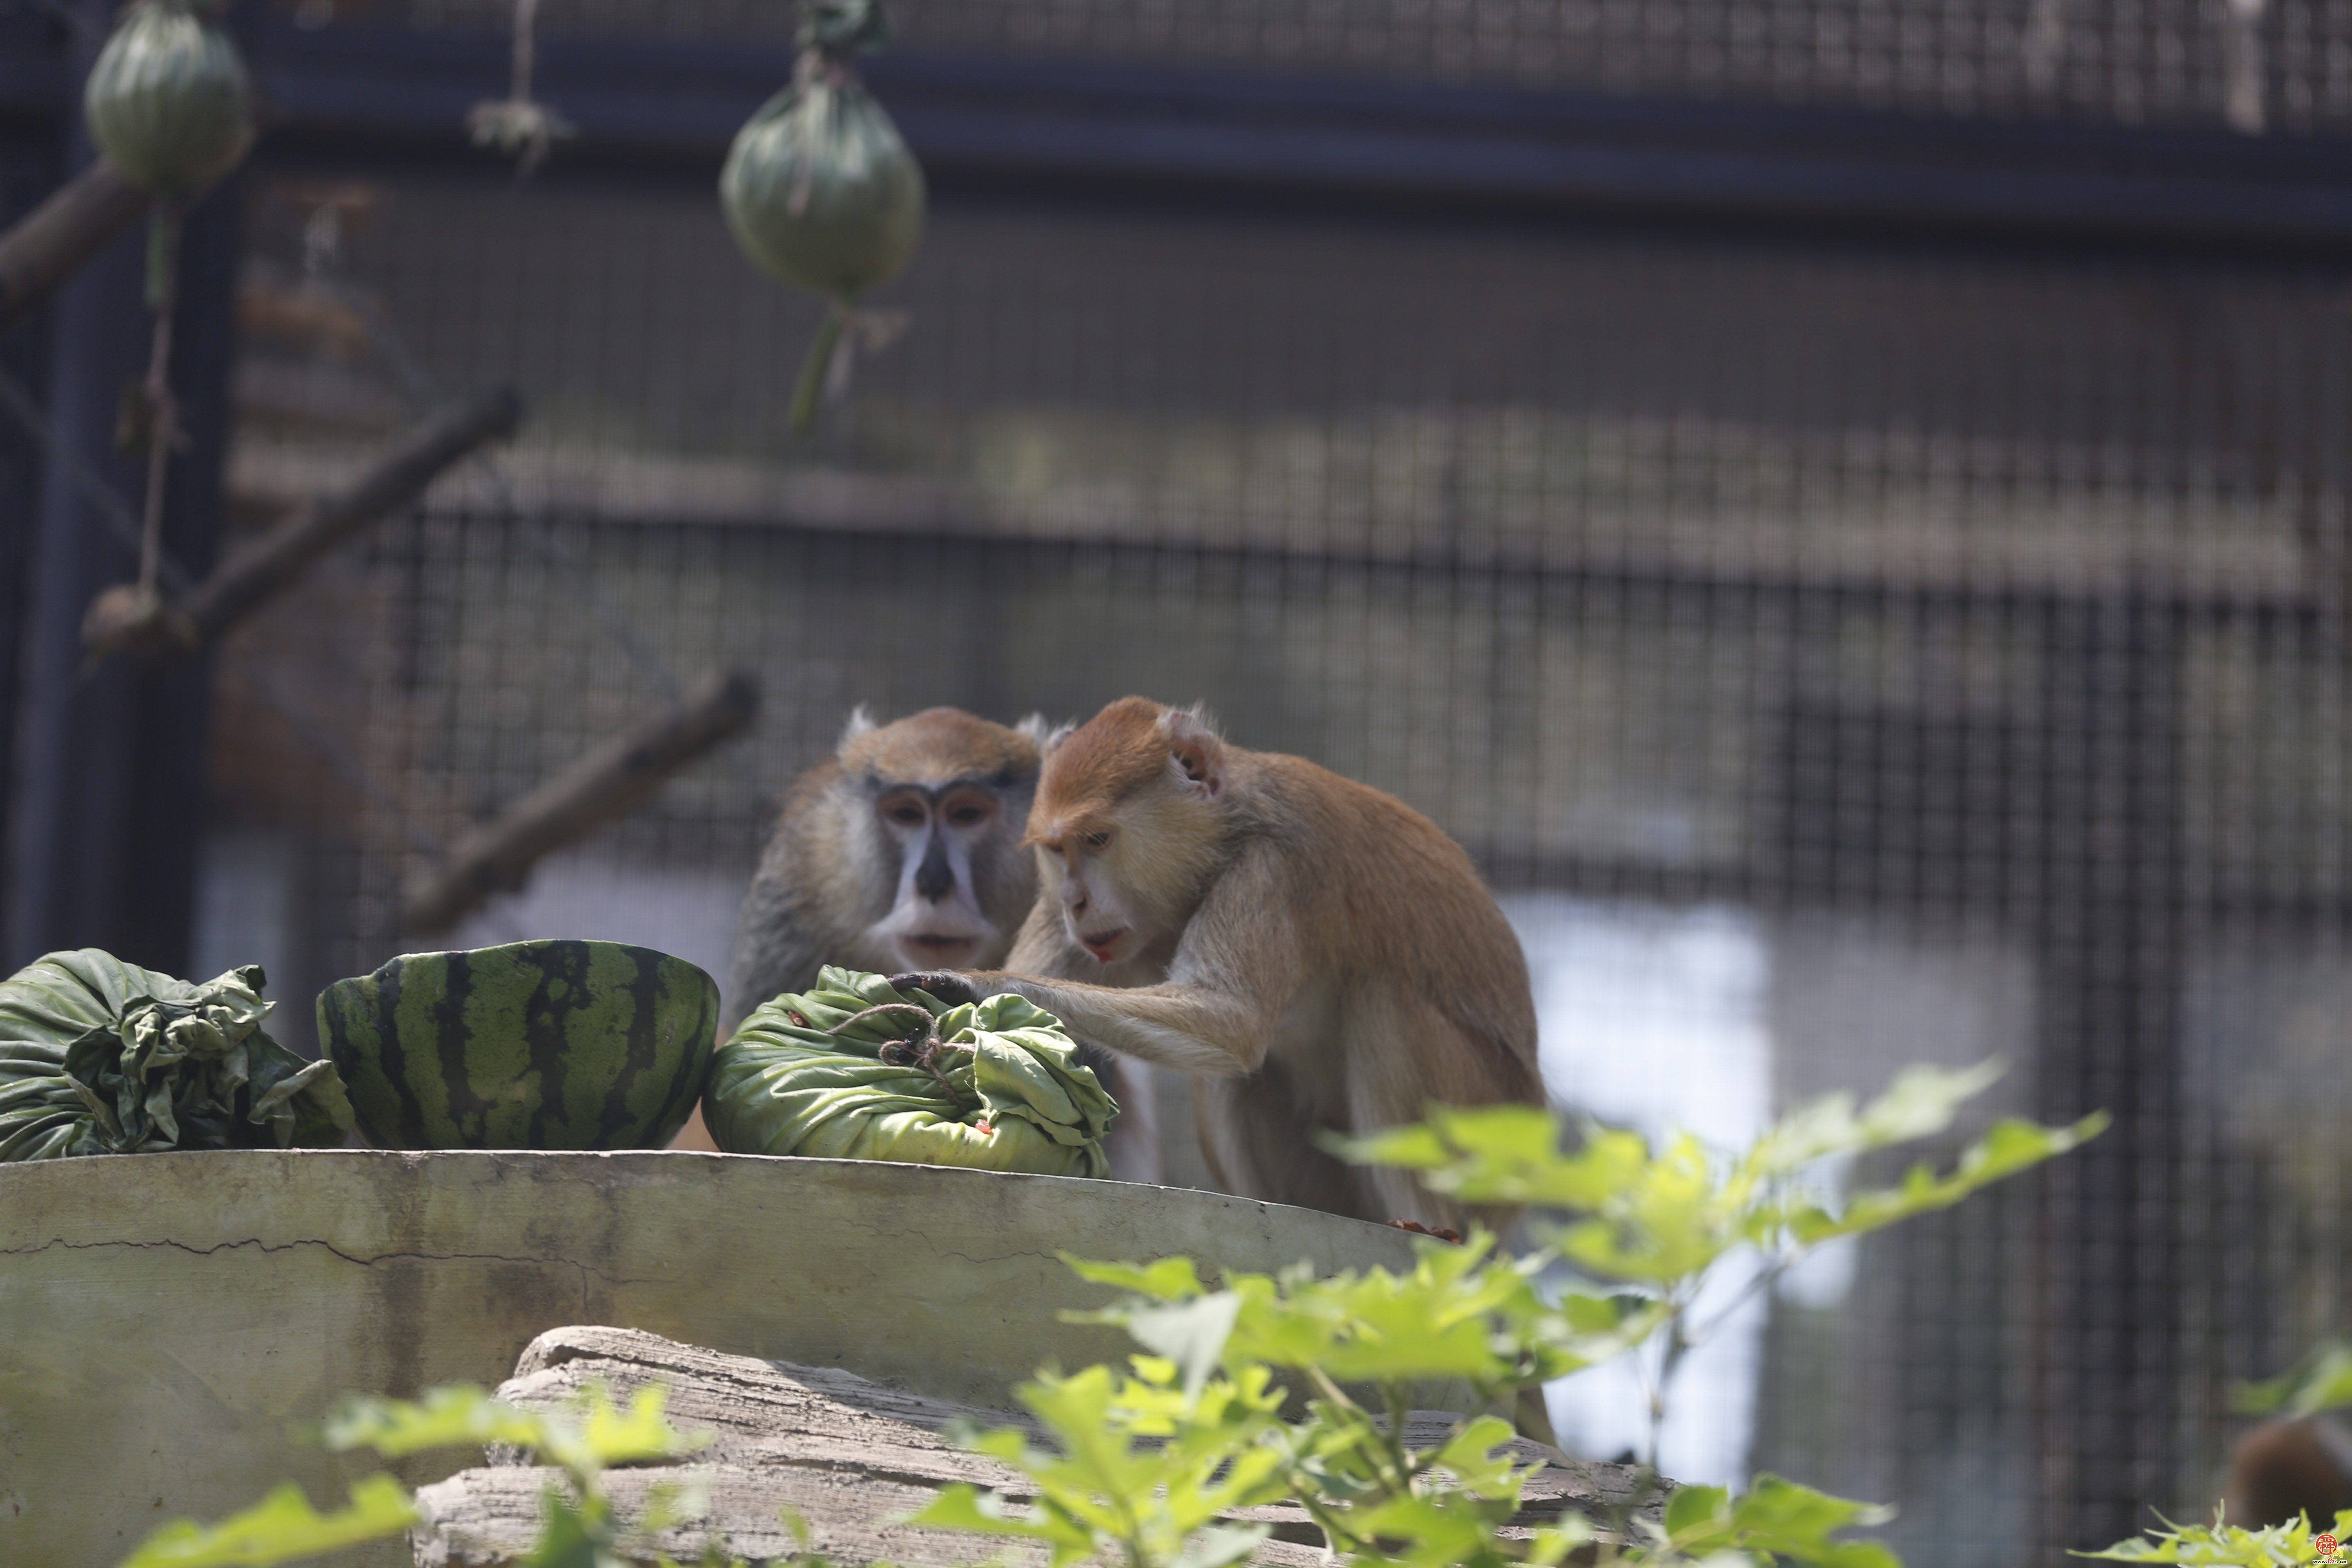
684, 706, 1162, 1180
723, 706, 1049, 1034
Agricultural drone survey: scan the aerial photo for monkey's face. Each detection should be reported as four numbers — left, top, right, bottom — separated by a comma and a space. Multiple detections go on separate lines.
861, 780, 1024, 972
1033, 792, 1207, 967
1036, 824, 1134, 966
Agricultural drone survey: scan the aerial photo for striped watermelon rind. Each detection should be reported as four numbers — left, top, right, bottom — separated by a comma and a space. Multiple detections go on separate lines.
318, 939, 718, 1151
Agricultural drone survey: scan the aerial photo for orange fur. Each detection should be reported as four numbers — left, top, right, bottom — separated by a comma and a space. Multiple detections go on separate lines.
972, 696, 1543, 1230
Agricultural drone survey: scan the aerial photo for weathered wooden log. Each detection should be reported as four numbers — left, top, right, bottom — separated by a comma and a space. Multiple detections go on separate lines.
81, 385, 523, 664
0, 160, 149, 332
410, 1324, 1668, 1568
402, 668, 762, 933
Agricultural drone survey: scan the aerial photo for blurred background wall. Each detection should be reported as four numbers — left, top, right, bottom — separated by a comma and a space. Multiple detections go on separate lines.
9, 0, 2352, 1562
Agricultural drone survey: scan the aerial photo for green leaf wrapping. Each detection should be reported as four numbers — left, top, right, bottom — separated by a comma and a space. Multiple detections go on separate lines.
703, 966, 1116, 1178
82, 0, 255, 200
718, 58, 925, 302
0, 949, 354, 1160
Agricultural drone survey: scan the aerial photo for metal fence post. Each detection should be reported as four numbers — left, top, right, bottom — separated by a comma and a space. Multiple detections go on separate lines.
0, 0, 241, 974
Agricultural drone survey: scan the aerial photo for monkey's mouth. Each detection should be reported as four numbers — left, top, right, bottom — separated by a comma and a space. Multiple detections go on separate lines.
904, 933, 980, 960
1079, 929, 1129, 963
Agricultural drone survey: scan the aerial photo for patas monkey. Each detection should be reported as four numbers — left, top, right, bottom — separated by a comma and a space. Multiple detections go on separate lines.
724, 706, 1049, 1032
682, 706, 1158, 1178
891, 696, 1542, 1232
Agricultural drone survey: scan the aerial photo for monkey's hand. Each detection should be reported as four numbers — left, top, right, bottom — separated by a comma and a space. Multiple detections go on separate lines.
885, 970, 983, 1008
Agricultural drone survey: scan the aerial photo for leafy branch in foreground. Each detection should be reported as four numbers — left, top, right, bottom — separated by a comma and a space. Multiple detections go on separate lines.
116, 1384, 718, 1568
1343, 1060, 2107, 1465
2236, 1343, 2352, 1422
2070, 1340, 2352, 1567
2077, 1510, 2352, 1566
919, 1061, 2104, 1568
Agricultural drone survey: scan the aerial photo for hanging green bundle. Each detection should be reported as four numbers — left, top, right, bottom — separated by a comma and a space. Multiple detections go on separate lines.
704, 967, 1117, 1178
78, 0, 256, 659
83, 0, 254, 201
0, 950, 354, 1161
720, 0, 925, 431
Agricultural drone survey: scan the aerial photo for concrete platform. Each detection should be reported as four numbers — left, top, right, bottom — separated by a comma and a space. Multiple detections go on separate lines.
0, 1149, 1421, 1568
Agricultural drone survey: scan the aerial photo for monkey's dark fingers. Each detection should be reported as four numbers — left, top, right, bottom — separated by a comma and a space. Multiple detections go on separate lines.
884, 971, 982, 1008
829, 1002, 940, 1038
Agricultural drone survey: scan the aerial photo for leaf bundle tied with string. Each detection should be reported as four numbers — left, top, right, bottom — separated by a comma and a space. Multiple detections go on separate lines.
720, 0, 925, 431
79, 0, 256, 656
703, 966, 1117, 1177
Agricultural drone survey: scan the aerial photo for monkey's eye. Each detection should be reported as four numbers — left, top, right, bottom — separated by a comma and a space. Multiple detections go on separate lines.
946, 803, 990, 828
1081, 830, 1112, 851
885, 803, 927, 827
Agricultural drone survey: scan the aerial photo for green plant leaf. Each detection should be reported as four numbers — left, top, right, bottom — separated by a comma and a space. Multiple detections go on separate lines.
581, 1385, 708, 1466
1780, 1114, 2109, 1246
321, 1384, 546, 1460
2076, 1509, 2352, 1565
1121, 1291, 1241, 1401
1665, 1474, 1899, 1568
1740, 1061, 2009, 1183
1665, 1483, 1732, 1538
636, 1470, 713, 1536
1167, 1523, 1271, 1568
323, 1382, 703, 1482
907, 1483, 1094, 1568
1424, 1414, 1528, 1497
521, 1491, 611, 1568
1062, 1253, 1207, 1301
2237, 1343, 2352, 1419
116, 1477, 418, 1568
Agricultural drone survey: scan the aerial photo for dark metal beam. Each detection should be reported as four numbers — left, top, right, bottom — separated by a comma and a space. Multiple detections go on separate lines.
2, 0, 244, 973
3, 18, 2348, 256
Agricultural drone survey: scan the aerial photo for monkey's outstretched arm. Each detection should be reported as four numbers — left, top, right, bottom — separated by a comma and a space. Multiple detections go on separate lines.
965, 840, 1300, 1076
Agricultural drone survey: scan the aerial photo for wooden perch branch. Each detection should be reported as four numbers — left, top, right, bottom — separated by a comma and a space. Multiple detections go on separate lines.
0, 160, 149, 333
83, 385, 523, 662
402, 668, 762, 933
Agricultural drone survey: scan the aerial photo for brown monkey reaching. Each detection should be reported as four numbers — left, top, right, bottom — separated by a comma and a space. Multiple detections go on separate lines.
892, 696, 1543, 1232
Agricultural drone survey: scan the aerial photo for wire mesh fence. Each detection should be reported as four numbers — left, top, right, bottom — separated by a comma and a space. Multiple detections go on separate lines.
135, 2, 2352, 1564
330, 0, 2352, 134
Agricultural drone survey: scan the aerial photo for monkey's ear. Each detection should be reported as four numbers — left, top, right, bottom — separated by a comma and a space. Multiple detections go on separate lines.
1015, 712, 1074, 754
838, 705, 878, 750
1160, 705, 1226, 801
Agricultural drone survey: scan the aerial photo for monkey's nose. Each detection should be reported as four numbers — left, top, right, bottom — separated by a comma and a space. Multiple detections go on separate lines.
914, 839, 955, 901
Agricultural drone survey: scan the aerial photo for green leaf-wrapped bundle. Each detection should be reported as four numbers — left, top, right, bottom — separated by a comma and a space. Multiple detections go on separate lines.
83, 0, 255, 200
720, 0, 923, 302
0, 949, 354, 1161
719, 0, 925, 430
704, 967, 1116, 1178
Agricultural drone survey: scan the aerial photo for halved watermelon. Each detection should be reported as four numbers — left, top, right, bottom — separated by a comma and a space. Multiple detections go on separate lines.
318, 939, 717, 1150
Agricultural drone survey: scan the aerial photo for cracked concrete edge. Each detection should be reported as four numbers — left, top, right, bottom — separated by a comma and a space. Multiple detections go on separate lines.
0, 1149, 1429, 1568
